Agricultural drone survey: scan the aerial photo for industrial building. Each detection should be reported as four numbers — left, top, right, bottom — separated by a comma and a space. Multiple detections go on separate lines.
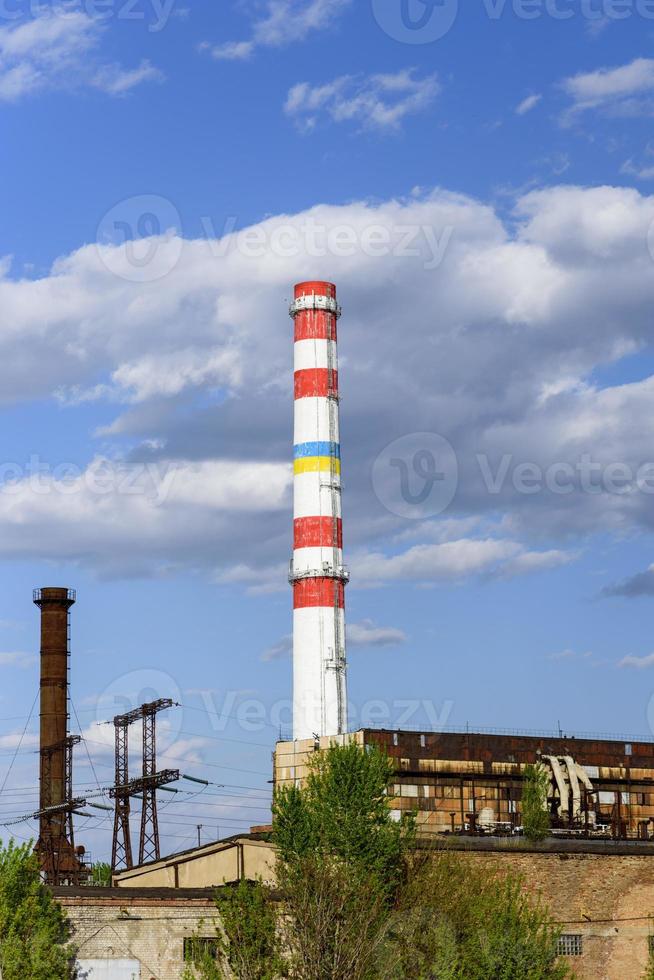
56, 886, 222, 980
106, 836, 654, 980
10, 280, 654, 979
274, 729, 654, 839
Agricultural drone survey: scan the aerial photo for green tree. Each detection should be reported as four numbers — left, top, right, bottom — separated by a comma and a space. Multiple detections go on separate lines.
182, 880, 284, 980
0, 839, 75, 980
272, 742, 415, 980
273, 741, 414, 900
89, 862, 112, 887
282, 855, 388, 980
642, 938, 654, 980
522, 764, 551, 842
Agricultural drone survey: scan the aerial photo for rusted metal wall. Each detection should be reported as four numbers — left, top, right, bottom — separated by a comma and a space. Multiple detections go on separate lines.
362, 730, 654, 837
363, 729, 653, 768
273, 730, 654, 838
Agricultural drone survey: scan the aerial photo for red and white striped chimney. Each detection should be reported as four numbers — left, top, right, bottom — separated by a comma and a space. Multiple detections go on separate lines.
289, 281, 349, 741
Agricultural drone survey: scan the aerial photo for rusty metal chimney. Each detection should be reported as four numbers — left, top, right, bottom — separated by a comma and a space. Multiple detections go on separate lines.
33, 587, 84, 884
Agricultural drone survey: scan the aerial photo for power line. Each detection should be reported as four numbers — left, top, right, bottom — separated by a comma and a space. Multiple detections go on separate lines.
72, 697, 104, 798
81, 736, 272, 777
0, 691, 38, 798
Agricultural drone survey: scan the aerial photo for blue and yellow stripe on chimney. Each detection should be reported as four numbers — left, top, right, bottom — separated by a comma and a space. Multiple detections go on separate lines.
293, 441, 341, 476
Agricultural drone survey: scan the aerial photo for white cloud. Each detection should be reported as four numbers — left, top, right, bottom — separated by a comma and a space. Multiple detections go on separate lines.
92, 60, 164, 97
618, 652, 654, 669
562, 58, 654, 118
81, 719, 211, 768
0, 652, 36, 668
347, 620, 407, 647
0, 731, 38, 750
499, 549, 576, 578
210, 40, 254, 62
0, 12, 163, 102
58, 347, 243, 405
0, 457, 291, 577
262, 621, 407, 662
285, 69, 440, 131
261, 634, 292, 662
352, 540, 573, 587
516, 94, 542, 116
3, 184, 654, 586
548, 649, 593, 662
621, 155, 654, 181
207, 0, 351, 60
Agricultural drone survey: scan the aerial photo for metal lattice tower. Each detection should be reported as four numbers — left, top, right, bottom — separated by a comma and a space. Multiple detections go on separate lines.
111, 715, 133, 872
140, 703, 160, 865
109, 699, 179, 871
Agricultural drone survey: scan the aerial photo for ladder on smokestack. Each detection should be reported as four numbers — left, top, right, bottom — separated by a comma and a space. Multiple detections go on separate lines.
325, 301, 347, 734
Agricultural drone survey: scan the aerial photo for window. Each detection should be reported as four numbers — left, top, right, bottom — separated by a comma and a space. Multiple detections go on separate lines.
184, 938, 219, 962
557, 935, 583, 957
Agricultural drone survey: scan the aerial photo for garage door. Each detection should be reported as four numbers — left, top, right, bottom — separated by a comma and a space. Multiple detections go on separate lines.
76, 960, 141, 980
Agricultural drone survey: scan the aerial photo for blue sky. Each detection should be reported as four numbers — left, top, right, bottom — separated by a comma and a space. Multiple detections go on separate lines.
3, 0, 654, 859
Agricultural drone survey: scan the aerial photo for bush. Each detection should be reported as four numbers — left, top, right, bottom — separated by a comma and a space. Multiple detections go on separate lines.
386, 849, 572, 980
0, 839, 75, 980
522, 764, 551, 842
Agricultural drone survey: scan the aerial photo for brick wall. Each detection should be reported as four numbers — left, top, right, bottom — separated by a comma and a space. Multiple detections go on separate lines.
448, 845, 654, 980
59, 847, 654, 980
58, 891, 220, 980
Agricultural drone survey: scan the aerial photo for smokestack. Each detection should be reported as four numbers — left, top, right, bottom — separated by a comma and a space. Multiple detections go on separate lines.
34, 587, 82, 883
289, 281, 349, 740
